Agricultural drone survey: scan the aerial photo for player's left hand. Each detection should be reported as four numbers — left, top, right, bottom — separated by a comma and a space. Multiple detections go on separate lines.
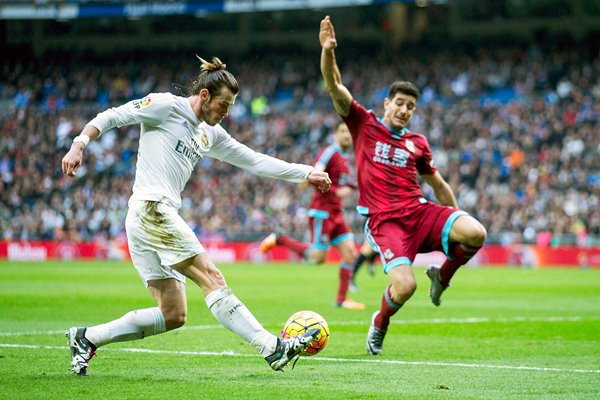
308, 169, 332, 193
61, 144, 84, 177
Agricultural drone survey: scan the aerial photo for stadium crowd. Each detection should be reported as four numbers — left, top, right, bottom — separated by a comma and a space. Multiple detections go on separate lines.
1, 44, 598, 247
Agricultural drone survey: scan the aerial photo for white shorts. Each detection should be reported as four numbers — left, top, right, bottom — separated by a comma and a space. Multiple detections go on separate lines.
126, 199, 205, 286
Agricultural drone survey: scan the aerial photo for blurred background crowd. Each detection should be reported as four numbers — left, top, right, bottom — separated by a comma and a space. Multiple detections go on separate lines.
0, 2, 598, 248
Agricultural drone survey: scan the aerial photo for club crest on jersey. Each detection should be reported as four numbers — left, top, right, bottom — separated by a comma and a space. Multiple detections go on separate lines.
405, 139, 415, 153
201, 132, 209, 148
383, 248, 394, 260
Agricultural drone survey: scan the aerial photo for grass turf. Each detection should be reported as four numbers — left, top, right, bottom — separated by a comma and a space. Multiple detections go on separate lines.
0, 261, 599, 399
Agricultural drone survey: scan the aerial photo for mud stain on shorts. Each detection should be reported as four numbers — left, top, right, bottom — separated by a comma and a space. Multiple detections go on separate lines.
140, 201, 177, 247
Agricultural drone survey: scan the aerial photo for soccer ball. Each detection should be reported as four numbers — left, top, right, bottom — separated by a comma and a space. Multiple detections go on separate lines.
282, 310, 330, 356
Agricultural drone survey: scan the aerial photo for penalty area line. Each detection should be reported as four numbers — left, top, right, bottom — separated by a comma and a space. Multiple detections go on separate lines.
1, 343, 599, 375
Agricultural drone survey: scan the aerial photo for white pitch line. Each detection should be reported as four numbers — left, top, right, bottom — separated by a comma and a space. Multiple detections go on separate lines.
332, 315, 600, 325
1, 315, 596, 337
1, 343, 599, 375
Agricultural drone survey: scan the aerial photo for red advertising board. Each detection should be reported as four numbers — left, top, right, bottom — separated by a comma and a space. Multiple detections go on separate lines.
0, 241, 598, 268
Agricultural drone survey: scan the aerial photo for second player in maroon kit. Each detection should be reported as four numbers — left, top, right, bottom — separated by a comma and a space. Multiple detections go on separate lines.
320, 15, 487, 355
261, 121, 365, 310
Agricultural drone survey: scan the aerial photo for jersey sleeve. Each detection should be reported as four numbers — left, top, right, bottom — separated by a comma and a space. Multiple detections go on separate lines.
209, 127, 312, 182
313, 147, 334, 172
321, 151, 339, 190
416, 134, 438, 176
86, 92, 173, 134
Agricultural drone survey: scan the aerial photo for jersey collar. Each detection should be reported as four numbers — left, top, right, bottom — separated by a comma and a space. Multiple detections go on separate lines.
377, 117, 408, 139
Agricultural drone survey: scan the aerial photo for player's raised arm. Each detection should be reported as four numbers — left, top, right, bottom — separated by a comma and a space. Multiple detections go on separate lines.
319, 16, 353, 117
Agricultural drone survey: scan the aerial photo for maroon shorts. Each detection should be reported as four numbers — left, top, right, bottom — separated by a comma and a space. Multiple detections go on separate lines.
364, 202, 468, 273
308, 209, 353, 251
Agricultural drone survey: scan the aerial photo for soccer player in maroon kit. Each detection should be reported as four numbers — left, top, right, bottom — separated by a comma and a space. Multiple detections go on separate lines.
319, 15, 487, 355
260, 121, 365, 310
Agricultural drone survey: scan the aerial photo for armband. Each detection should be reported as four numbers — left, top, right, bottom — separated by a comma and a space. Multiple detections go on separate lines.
73, 135, 90, 147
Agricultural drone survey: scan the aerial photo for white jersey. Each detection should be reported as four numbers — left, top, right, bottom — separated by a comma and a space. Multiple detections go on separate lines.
87, 92, 312, 208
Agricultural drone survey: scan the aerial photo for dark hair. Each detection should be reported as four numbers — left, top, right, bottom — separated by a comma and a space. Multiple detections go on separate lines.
387, 81, 420, 101
191, 56, 239, 96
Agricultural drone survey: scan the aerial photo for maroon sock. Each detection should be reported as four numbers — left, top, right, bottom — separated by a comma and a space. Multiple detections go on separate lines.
440, 243, 482, 287
336, 263, 353, 303
373, 285, 402, 331
277, 234, 309, 258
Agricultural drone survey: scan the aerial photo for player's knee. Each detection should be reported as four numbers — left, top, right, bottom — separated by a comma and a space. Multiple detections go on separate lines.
468, 223, 487, 247
165, 310, 186, 330
392, 279, 417, 300
311, 256, 326, 264
308, 251, 327, 264
209, 268, 226, 286
341, 251, 357, 265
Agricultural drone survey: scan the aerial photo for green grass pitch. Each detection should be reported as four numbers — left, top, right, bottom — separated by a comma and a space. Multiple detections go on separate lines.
0, 261, 599, 399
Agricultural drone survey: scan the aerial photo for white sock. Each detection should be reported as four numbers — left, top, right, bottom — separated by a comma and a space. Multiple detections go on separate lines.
205, 287, 277, 357
85, 307, 166, 347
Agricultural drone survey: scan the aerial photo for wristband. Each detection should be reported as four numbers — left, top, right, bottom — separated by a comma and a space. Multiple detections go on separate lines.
73, 135, 90, 147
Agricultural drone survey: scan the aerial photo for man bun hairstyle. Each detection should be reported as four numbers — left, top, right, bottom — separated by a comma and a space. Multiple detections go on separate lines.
192, 56, 239, 96
388, 81, 420, 101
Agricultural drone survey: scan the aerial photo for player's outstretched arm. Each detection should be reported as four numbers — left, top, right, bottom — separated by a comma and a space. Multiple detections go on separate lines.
61, 125, 100, 177
422, 172, 458, 208
319, 15, 353, 117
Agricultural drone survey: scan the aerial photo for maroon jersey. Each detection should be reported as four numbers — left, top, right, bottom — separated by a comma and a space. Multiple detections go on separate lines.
308, 144, 354, 214
343, 100, 437, 215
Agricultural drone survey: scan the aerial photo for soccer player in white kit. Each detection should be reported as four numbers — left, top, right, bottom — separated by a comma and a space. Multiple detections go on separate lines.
61, 56, 331, 374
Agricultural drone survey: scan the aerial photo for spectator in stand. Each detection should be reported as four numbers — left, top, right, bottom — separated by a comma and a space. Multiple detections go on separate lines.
0, 44, 598, 246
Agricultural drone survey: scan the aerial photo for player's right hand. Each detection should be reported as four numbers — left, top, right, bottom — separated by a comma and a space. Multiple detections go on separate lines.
319, 16, 337, 50
308, 169, 332, 193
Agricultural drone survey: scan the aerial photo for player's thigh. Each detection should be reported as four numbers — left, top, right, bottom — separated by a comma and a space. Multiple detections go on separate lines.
387, 264, 417, 297
127, 241, 186, 286
360, 240, 375, 255
171, 252, 227, 296
449, 215, 487, 246
335, 239, 357, 264
308, 249, 328, 264
330, 215, 355, 262
126, 200, 203, 284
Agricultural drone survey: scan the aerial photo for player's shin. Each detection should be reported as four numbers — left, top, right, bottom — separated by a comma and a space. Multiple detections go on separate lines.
336, 262, 354, 303
277, 234, 310, 258
374, 285, 403, 330
85, 307, 166, 346
205, 287, 277, 357
440, 243, 482, 286
352, 253, 367, 275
